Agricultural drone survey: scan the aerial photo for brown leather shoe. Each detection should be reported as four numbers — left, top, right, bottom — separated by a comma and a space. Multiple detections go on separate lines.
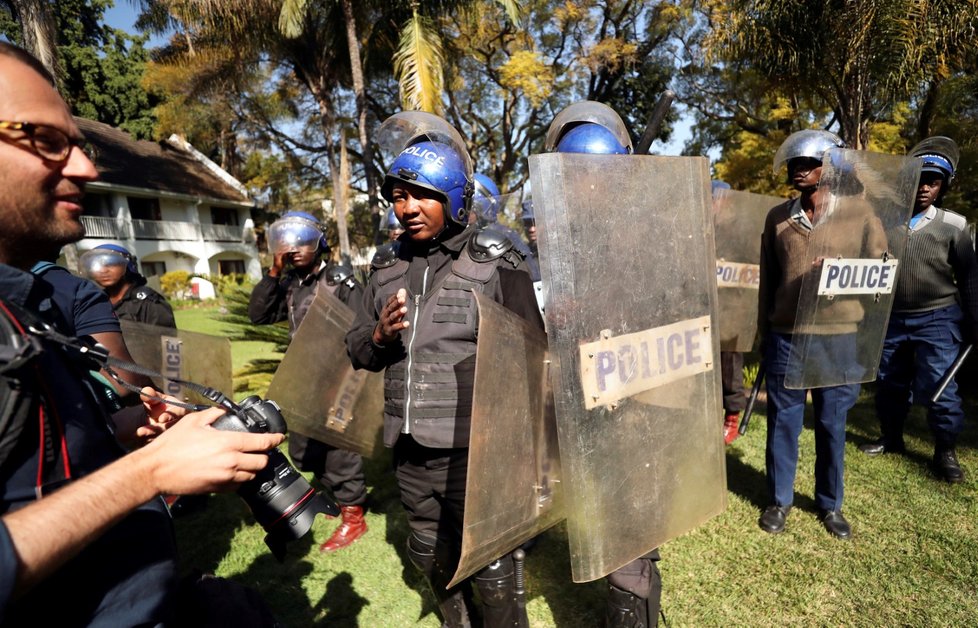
319, 505, 367, 552
723, 412, 741, 445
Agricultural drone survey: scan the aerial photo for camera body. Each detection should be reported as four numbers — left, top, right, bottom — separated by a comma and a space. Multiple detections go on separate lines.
212, 395, 339, 560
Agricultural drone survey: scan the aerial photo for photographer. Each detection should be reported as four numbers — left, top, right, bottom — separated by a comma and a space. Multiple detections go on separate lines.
0, 42, 284, 624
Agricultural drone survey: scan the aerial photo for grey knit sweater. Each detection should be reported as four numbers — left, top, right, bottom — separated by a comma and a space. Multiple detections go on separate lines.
892, 207, 978, 324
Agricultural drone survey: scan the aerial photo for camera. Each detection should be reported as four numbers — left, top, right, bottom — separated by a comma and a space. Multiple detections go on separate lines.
211, 394, 340, 560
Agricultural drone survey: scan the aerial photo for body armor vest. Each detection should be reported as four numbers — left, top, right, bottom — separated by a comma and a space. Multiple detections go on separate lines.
372, 242, 503, 448
287, 269, 341, 337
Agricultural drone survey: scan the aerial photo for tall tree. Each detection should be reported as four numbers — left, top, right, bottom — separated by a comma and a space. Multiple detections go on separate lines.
1, 0, 59, 77
705, 0, 978, 149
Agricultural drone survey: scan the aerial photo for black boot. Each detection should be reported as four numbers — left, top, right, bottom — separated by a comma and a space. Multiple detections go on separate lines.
407, 532, 477, 628
473, 553, 528, 627
933, 447, 964, 483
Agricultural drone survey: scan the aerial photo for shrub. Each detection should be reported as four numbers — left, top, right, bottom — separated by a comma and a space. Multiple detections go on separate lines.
160, 270, 193, 299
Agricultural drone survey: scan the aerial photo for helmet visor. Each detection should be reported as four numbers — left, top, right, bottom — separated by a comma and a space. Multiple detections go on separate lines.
267, 216, 322, 255
910, 136, 959, 177
544, 101, 632, 153
377, 111, 473, 179
80, 249, 128, 277
773, 130, 844, 173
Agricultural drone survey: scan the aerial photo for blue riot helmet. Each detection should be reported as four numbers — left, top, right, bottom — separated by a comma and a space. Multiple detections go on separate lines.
711, 180, 731, 197
521, 198, 535, 226
544, 100, 633, 154
555, 123, 631, 155
377, 111, 474, 227
772, 129, 845, 174
386, 207, 405, 241
268, 212, 327, 255
910, 136, 959, 186
387, 207, 403, 230
81, 243, 138, 278
472, 173, 502, 222
381, 140, 473, 226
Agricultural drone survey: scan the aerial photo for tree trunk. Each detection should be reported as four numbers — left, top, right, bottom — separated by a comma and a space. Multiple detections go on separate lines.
10, 0, 61, 82
336, 129, 352, 259
340, 0, 382, 239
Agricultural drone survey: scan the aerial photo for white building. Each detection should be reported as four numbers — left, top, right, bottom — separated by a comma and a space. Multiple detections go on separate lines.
76, 118, 261, 299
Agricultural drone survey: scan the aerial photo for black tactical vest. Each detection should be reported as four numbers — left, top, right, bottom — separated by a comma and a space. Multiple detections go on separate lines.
371, 241, 505, 448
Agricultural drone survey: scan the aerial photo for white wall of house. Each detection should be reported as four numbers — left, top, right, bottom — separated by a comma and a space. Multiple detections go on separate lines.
79, 184, 261, 301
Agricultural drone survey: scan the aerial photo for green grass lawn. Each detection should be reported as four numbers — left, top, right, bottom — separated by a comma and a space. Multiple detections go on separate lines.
172, 305, 978, 626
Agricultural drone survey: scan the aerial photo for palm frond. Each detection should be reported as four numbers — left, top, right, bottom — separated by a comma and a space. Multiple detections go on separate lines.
277, 0, 308, 39
494, 0, 522, 26
393, 9, 445, 113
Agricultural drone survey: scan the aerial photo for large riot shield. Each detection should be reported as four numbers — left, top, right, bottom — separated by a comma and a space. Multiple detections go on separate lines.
785, 148, 919, 389
450, 294, 563, 587
713, 188, 781, 352
119, 321, 232, 404
265, 290, 384, 458
529, 152, 726, 583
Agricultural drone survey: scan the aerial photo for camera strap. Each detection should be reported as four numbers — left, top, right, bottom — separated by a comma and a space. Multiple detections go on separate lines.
3, 299, 233, 412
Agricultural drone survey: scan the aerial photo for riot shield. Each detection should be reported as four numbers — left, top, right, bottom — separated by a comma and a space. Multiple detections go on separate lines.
529, 152, 726, 583
118, 321, 232, 404
265, 290, 384, 458
450, 293, 563, 587
785, 148, 919, 389
713, 188, 782, 352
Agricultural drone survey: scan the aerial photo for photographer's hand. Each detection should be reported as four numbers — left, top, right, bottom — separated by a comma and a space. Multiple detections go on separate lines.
130, 407, 285, 495
373, 288, 409, 345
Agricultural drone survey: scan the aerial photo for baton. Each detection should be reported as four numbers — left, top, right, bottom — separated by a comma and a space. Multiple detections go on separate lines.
513, 548, 529, 628
738, 362, 766, 436
931, 345, 972, 404
635, 90, 676, 154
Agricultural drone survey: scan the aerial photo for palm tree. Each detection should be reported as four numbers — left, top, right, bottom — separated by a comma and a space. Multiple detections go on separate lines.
3, 0, 60, 79
707, 0, 978, 148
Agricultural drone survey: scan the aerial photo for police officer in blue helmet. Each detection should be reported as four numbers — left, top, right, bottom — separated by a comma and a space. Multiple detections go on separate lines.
545, 101, 664, 628
249, 210, 369, 552
80, 243, 176, 327
861, 136, 978, 483
347, 111, 541, 628
386, 207, 405, 241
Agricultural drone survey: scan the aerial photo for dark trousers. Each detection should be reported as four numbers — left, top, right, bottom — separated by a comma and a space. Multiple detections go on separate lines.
764, 333, 859, 511
875, 304, 965, 446
393, 435, 468, 547
288, 433, 367, 506
720, 351, 746, 413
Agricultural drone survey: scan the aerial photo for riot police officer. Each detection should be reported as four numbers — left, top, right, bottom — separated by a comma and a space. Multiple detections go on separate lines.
248, 211, 369, 552
346, 112, 539, 627
861, 137, 978, 483
546, 104, 663, 628
81, 243, 176, 327
758, 129, 876, 540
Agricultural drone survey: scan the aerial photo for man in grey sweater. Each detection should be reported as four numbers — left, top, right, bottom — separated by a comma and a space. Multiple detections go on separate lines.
860, 137, 978, 483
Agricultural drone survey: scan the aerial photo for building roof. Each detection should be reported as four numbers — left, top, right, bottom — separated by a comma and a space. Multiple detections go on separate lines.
76, 117, 249, 204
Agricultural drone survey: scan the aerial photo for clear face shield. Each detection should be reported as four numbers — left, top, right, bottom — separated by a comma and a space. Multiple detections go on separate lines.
377, 111, 474, 177
80, 249, 129, 279
772, 129, 845, 174
267, 216, 323, 256
544, 101, 633, 153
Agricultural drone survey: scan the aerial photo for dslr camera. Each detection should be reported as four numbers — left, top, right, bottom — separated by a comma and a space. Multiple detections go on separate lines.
210, 394, 339, 560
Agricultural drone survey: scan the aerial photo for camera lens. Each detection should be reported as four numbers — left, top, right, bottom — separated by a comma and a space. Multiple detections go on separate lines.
238, 449, 339, 560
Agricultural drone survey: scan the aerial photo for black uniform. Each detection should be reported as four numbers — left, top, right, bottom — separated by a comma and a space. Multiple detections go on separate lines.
346, 225, 541, 627
114, 276, 176, 328
249, 261, 367, 507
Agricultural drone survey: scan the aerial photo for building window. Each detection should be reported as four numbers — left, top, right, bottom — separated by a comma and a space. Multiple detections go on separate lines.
82, 192, 112, 217
211, 207, 240, 226
128, 196, 161, 221
218, 260, 246, 275
141, 261, 166, 277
